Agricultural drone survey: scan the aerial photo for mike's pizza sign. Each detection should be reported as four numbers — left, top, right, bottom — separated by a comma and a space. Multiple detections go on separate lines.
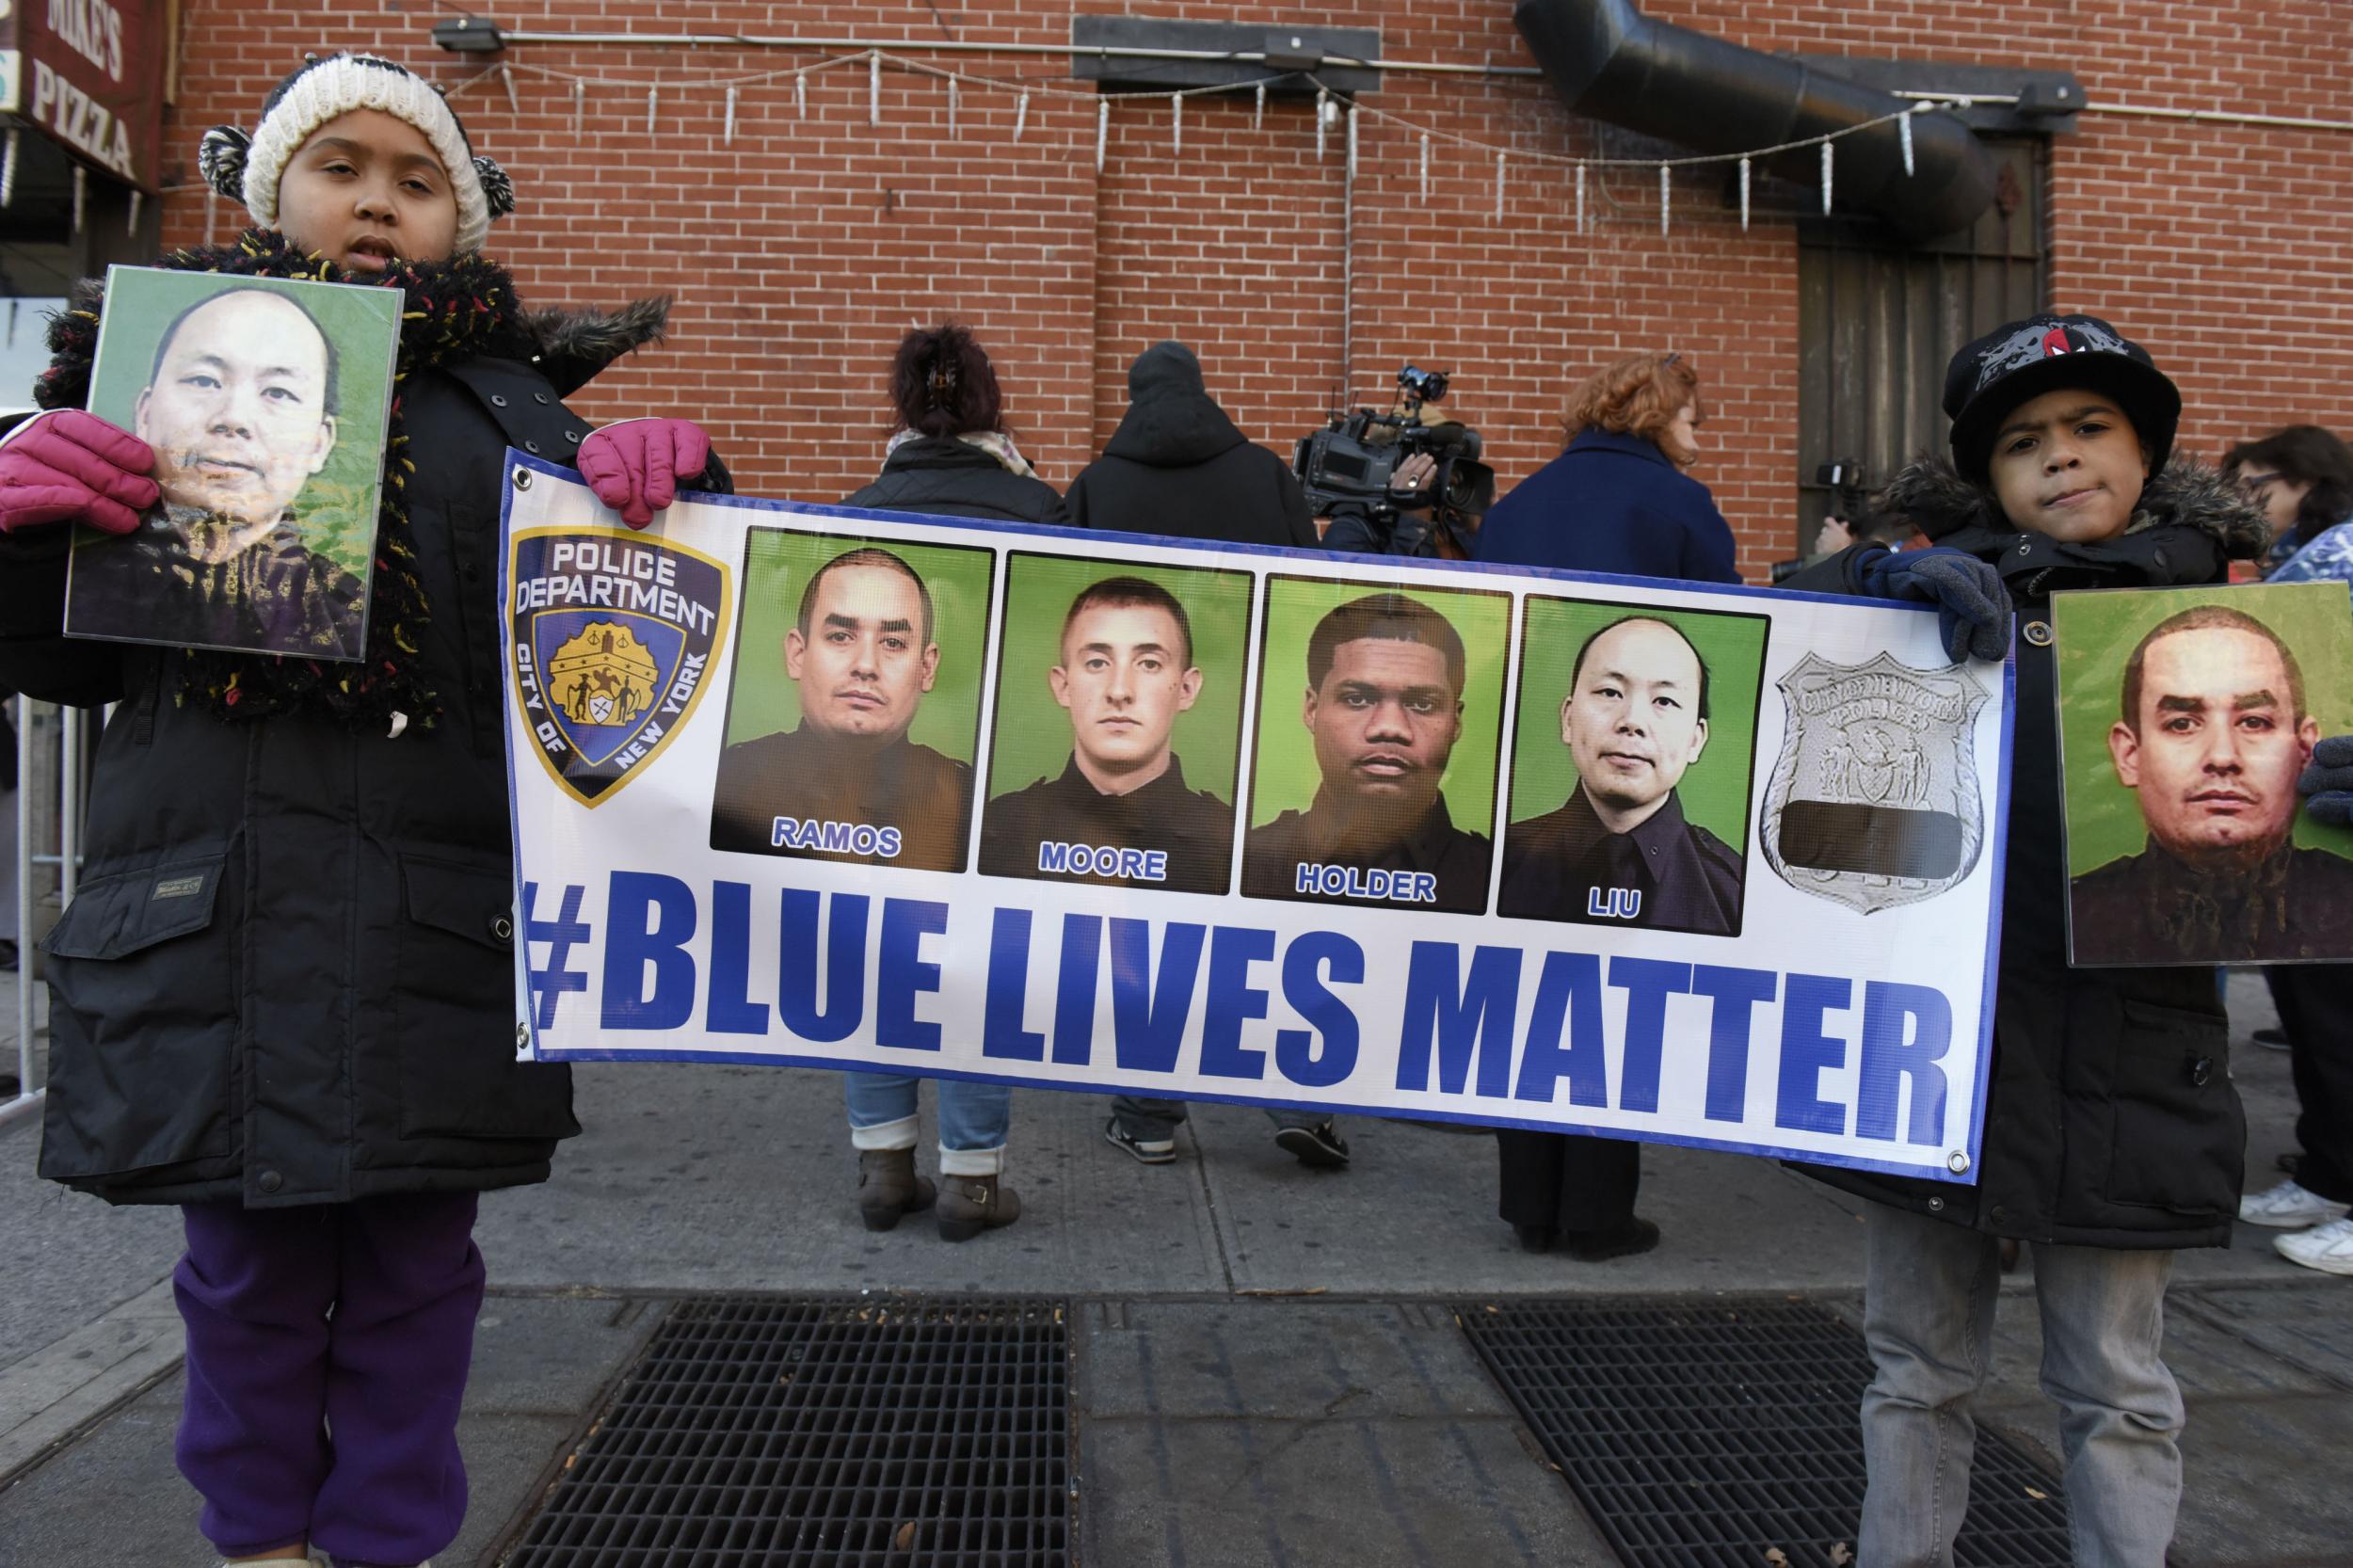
0, 0, 168, 191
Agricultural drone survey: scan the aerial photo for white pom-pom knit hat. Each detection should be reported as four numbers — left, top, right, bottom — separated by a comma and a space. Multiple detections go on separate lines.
197, 53, 515, 255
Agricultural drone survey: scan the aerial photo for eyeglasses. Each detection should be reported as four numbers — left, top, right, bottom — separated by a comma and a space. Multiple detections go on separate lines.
2235, 469, 2283, 496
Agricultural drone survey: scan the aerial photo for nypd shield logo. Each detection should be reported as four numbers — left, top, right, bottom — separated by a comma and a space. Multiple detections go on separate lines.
507, 529, 730, 807
1761, 651, 1988, 914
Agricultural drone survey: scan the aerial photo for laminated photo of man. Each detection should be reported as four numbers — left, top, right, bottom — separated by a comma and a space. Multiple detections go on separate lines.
1499, 615, 1745, 933
82, 286, 363, 656
1241, 590, 1492, 912
2071, 602, 2353, 962
709, 545, 974, 870
980, 575, 1236, 893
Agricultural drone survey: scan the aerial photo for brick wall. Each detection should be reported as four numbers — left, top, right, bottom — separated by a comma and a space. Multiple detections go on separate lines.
155, 2, 2353, 580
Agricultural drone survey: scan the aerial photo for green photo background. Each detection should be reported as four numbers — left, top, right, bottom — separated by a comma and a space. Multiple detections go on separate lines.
721, 528, 997, 761
985, 554, 1254, 804
2053, 581, 2353, 875
1507, 600, 1770, 854
1248, 575, 1513, 832
81, 267, 402, 582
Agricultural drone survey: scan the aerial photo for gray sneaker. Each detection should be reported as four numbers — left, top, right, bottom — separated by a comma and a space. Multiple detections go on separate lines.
1273, 1121, 1351, 1170
1105, 1118, 1176, 1164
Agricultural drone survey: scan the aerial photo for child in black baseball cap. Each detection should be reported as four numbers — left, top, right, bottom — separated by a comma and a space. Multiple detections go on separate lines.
1788, 313, 2289, 1563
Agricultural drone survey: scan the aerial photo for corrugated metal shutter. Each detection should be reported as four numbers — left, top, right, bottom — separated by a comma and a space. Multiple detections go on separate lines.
1795, 137, 2048, 552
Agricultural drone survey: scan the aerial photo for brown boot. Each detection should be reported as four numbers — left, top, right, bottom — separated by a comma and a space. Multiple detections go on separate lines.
857, 1147, 936, 1232
936, 1174, 1021, 1242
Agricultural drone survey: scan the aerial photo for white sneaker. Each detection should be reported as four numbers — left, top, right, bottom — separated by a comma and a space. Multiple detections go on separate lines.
2236, 1178, 2348, 1228
2276, 1216, 2353, 1275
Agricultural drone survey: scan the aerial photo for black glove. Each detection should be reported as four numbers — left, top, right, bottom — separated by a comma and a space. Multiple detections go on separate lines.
1852, 546, 2013, 664
2303, 733, 2353, 827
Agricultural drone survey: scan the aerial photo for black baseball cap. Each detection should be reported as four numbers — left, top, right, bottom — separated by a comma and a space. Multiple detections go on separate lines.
1943, 313, 2180, 483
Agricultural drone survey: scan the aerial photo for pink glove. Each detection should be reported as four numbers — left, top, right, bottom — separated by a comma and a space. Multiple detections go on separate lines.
577, 418, 712, 530
0, 409, 159, 535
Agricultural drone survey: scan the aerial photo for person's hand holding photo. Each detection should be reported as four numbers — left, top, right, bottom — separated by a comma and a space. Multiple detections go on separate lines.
0, 410, 160, 535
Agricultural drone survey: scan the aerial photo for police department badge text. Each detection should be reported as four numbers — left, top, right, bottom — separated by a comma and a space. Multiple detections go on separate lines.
508, 530, 730, 807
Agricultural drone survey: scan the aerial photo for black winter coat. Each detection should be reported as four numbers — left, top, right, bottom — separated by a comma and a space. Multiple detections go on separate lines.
840, 436, 1067, 526
1789, 458, 2267, 1249
1067, 343, 1318, 549
4, 294, 687, 1208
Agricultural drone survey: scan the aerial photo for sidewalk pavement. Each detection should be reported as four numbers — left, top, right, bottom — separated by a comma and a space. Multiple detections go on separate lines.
2, 973, 2345, 1566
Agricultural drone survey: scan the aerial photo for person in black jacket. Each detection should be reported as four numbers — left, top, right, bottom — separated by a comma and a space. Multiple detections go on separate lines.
1789, 313, 2283, 1567
1067, 341, 1318, 548
0, 56, 724, 1568
788, 324, 1038, 1243
840, 323, 1066, 527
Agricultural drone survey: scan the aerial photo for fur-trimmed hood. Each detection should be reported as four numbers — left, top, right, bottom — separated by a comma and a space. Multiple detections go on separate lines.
521, 294, 669, 398
53, 270, 668, 403
1879, 453, 2269, 562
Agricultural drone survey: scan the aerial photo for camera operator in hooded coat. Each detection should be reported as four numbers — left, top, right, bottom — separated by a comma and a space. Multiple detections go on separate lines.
1068, 341, 1318, 549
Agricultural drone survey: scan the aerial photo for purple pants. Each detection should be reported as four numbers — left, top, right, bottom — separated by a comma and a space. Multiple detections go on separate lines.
174, 1192, 485, 1568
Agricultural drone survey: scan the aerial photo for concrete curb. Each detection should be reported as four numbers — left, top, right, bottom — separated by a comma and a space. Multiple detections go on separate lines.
0, 1276, 183, 1484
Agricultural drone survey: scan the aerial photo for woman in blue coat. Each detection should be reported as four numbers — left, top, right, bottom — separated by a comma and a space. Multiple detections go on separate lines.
1475, 351, 1738, 1260
1476, 351, 1739, 584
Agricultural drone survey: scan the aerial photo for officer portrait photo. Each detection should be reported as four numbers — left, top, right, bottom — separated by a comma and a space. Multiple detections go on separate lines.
1498, 603, 1766, 934
1240, 580, 1508, 914
66, 268, 401, 660
978, 559, 1249, 894
709, 533, 994, 871
2057, 584, 2353, 965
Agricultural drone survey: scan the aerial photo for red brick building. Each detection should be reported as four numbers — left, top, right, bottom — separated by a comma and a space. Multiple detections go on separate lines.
51, 4, 2353, 576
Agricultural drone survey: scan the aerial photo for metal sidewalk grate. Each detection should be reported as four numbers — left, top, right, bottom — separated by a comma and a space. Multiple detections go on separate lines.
1459, 1298, 2071, 1568
506, 1296, 1070, 1567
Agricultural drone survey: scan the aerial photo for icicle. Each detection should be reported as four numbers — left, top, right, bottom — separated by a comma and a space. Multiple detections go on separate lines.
948, 79, 960, 137
1316, 88, 1329, 157
724, 85, 737, 143
0, 129, 17, 208
1575, 164, 1587, 234
1096, 98, 1109, 173
1255, 83, 1265, 132
1014, 91, 1030, 141
72, 166, 86, 235
127, 188, 141, 237
572, 80, 584, 136
1899, 108, 1915, 176
1419, 134, 1431, 200
1172, 93, 1182, 158
1821, 139, 1834, 216
795, 72, 808, 119
646, 87, 657, 136
1346, 106, 1358, 180
1658, 163, 1670, 236
1739, 156, 1751, 232
868, 51, 881, 128
500, 62, 520, 116
204, 186, 218, 246
1495, 150, 1505, 220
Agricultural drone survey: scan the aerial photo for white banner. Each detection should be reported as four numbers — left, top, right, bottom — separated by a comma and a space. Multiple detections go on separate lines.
502, 457, 2014, 1184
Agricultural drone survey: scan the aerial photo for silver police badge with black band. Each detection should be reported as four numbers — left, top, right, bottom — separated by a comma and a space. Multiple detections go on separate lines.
1762, 651, 1988, 914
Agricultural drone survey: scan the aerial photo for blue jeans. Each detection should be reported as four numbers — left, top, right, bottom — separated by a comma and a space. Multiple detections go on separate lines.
1858, 1200, 2185, 1568
1111, 1096, 1324, 1140
844, 1072, 1010, 1176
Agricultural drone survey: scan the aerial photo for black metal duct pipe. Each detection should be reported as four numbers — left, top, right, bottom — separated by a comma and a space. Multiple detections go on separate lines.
1513, 0, 1998, 240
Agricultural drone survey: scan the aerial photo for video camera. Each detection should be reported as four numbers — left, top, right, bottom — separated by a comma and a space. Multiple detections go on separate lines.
1294, 364, 1497, 556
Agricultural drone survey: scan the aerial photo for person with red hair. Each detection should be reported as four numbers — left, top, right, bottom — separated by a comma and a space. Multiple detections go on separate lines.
1474, 350, 1739, 584
1472, 349, 1738, 1264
